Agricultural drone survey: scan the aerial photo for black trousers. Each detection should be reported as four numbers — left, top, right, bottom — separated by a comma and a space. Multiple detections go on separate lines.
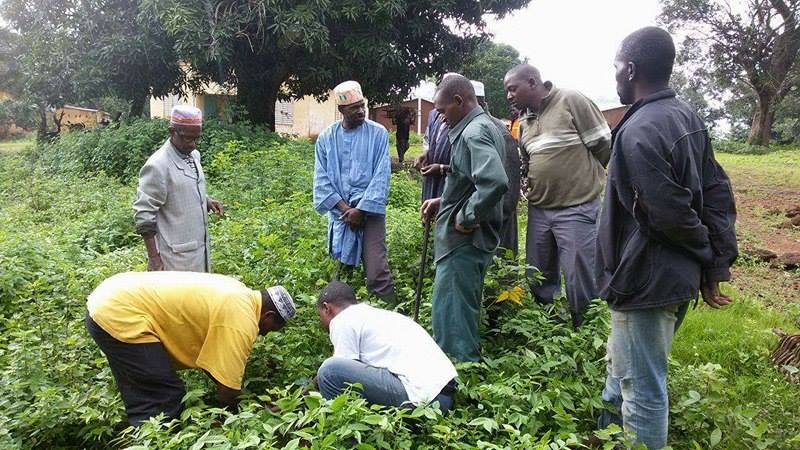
85, 314, 185, 426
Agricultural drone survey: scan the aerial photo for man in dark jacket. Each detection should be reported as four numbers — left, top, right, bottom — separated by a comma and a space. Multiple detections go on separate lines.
596, 27, 738, 449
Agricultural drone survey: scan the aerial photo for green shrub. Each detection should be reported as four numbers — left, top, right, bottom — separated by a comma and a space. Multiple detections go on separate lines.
714, 140, 774, 155
34, 118, 283, 182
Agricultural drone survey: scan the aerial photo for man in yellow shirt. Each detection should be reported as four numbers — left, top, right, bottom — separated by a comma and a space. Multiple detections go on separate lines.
85, 271, 295, 426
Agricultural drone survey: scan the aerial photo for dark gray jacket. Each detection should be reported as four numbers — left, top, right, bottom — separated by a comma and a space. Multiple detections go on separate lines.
596, 89, 738, 310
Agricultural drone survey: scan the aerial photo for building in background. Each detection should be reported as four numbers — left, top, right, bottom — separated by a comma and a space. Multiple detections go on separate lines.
53, 105, 111, 130
599, 104, 628, 129
150, 82, 340, 139
150, 78, 440, 139
369, 97, 434, 135
150, 82, 236, 125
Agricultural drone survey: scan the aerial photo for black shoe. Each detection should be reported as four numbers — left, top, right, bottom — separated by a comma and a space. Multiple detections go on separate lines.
571, 312, 584, 329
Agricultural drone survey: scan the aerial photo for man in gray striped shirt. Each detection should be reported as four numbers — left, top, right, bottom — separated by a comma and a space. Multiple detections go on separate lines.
504, 64, 611, 328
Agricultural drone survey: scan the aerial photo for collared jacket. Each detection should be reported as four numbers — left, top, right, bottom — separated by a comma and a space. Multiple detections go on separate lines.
434, 107, 508, 262
133, 139, 210, 272
596, 89, 738, 310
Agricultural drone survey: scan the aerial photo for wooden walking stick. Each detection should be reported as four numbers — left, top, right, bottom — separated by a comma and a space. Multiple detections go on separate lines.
413, 219, 432, 322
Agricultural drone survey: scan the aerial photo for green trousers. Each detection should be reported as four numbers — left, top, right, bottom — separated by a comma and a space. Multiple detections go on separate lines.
432, 244, 493, 362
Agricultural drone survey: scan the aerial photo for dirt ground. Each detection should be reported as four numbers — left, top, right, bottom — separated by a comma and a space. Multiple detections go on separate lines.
720, 151, 800, 310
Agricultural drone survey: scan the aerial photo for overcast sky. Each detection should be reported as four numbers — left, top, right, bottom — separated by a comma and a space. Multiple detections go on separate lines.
485, 0, 663, 108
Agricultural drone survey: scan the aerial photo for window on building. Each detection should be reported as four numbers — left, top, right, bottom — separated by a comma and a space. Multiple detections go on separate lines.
275, 101, 294, 126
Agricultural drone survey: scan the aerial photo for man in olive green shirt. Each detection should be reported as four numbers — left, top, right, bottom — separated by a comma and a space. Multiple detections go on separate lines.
504, 64, 611, 328
421, 74, 508, 362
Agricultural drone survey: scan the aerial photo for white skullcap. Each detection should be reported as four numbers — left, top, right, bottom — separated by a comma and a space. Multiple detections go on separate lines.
170, 105, 202, 126
266, 285, 296, 322
333, 81, 364, 106
471, 80, 485, 97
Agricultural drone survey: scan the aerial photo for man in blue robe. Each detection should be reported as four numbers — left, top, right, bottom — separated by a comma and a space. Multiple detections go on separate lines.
313, 81, 397, 304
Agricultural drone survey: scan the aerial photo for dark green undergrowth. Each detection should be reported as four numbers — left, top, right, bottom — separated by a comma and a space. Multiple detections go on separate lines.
0, 121, 797, 449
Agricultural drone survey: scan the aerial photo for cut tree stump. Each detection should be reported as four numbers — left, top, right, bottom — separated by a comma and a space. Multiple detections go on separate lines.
772, 328, 800, 384
745, 247, 778, 263
770, 252, 800, 270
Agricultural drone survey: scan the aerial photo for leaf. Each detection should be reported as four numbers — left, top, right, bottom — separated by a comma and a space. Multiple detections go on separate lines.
469, 417, 499, 433
508, 286, 524, 305
497, 291, 509, 303
710, 428, 722, 447
362, 414, 388, 427
681, 390, 702, 406
282, 438, 301, 450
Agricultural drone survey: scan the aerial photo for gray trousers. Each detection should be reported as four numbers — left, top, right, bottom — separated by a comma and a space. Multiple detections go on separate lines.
363, 214, 394, 295
525, 199, 599, 313
334, 214, 396, 295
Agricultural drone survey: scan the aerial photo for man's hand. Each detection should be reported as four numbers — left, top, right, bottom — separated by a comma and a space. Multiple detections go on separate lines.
301, 376, 317, 396
144, 234, 163, 271
455, 222, 480, 234
421, 163, 445, 176
700, 280, 732, 309
341, 208, 365, 229
414, 152, 428, 170
147, 253, 164, 271
420, 198, 441, 224
216, 383, 241, 410
208, 198, 224, 216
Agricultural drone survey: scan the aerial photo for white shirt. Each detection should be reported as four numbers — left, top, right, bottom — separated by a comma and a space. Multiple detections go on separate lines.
328, 303, 458, 404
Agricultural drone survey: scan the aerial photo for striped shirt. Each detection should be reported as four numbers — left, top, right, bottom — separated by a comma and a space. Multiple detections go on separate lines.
519, 85, 611, 209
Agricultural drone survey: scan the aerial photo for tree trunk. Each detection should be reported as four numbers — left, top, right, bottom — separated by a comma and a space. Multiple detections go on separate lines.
236, 76, 279, 130
36, 102, 47, 140
747, 93, 776, 146
129, 94, 147, 118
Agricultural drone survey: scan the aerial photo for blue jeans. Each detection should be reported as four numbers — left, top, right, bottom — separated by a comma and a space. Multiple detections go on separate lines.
598, 302, 689, 449
317, 357, 453, 414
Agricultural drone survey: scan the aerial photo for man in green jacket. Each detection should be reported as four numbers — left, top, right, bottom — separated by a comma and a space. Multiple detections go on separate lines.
421, 74, 509, 362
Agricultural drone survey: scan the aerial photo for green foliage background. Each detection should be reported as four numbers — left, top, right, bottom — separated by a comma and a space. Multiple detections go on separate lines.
0, 121, 798, 449
458, 41, 524, 119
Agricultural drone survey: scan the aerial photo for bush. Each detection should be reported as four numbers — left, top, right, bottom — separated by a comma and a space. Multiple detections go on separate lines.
34, 118, 283, 182
0, 98, 38, 137
714, 140, 775, 155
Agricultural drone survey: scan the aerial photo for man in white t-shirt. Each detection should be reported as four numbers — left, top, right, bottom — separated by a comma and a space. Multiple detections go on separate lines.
315, 281, 458, 413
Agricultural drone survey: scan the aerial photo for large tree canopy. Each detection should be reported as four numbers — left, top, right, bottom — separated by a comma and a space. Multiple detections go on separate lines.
140, 0, 531, 128
660, 0, 800, 145
458, 40, 523, 119
0, 0, 185, 129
